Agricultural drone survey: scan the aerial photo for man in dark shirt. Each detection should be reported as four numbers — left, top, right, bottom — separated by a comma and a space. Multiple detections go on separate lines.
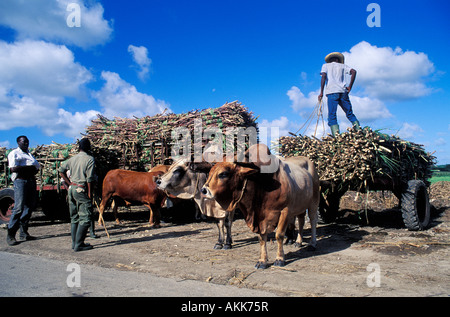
59, 138, 95, 251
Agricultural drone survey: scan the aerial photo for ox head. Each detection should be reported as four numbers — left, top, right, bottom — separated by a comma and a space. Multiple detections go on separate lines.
201, 162, 258, 211
156, 159, 212, 199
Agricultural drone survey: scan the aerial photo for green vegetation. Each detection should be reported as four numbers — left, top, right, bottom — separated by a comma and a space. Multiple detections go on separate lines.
430, 164, 450, 183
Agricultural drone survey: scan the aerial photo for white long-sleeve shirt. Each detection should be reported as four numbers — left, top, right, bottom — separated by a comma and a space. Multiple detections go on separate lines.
7, 148, 40, 181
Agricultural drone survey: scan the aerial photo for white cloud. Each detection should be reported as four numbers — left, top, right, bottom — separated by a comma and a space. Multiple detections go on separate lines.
0, 41, 168, 139
259, 116, 293, 151
287, 41, 431, 132
94, 71, 170, 118
259, 115, 329, 143
287, 86, 317, 111
128, 45, 152, 81
0, 140, 10, 148
348, 95, 392, 122
0, 40, 92, 99
259, 116, 291, 137
343, 41, 435, 101
0, 94, 98, 139
0, 1, 102, 139
287, 85, 392, 125
0, 0, 113, 49
435, 137, 447, 147
0, 2, 170, 140
45, 108, 100, 138
1, 95, 51, 130
0, 40, 97, 138
397, 122, 424, 140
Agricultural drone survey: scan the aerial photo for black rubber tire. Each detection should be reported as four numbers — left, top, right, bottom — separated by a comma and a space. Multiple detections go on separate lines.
318, 191, 341, 223
0, 188, 14, 223
40, 191, 70, 221
401, 180, 430, 231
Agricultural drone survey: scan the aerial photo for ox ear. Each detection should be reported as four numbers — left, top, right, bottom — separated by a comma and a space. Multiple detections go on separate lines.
188, 161, 213, 173
236, 165, 259, 178
244, 143, 279, 173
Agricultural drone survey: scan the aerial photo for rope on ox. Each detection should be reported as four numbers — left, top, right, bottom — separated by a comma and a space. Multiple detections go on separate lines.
230, 178, 248, 211
94, 200, 110, 239
291, 100, 325, 138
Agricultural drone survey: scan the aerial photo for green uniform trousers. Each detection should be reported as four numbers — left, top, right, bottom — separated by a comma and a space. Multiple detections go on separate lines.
68, 185, 92, 226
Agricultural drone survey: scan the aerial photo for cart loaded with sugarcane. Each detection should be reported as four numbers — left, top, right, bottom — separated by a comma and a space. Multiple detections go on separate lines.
1, 100, 436, 230
0, 101, 258, 223
279, 127, 436, 230
0, 143, 78, 222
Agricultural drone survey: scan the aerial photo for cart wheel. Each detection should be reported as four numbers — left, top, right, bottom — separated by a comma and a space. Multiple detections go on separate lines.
319, 191, 341, 223
401, 180, 430, 231
40, 191, 70, 221
0, 188, 14, 223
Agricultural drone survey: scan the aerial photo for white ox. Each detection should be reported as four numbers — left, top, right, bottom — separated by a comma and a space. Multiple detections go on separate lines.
156, 159, 235, 249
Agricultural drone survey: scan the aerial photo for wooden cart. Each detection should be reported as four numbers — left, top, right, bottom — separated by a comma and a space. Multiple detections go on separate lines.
279, 127, 433, 231
319, 175, 430, 231
0, 158, 69, 223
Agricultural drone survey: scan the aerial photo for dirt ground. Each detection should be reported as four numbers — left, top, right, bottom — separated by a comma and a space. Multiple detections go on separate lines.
1, 182, 449, 297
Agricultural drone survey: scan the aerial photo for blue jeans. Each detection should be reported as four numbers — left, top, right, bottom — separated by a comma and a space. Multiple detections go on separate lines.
327, 92, 358, 126
8, 178, 37, 233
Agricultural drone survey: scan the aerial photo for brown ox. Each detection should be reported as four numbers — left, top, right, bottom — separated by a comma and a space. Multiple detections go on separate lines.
201, 144, 320, 269
98, 169, 167, 227
149, 164, 171, 175
156, 159, 234, 249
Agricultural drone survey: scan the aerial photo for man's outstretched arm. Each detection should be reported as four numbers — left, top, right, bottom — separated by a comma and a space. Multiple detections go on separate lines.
318, 73, 326, 101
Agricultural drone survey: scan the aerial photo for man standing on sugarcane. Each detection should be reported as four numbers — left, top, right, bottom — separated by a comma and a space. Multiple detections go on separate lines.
318, 52, 360, 136
59, 138, 95, 252
6, 136, 40, 246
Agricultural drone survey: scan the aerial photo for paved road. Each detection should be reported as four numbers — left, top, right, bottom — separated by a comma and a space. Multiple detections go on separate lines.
0, 251, 278, 297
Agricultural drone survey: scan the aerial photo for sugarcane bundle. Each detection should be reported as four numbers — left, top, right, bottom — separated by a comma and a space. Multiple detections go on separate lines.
0, 143, 78, 187
84, 101, 258, 170
30, 142, 79, 186
0, 147, 9, 187
279, 127, 435, 190
1, 141, 120, 187
32, 142, 78, 161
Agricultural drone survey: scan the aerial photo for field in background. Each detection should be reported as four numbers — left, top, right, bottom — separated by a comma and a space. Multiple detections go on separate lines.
430, 164, 450, 183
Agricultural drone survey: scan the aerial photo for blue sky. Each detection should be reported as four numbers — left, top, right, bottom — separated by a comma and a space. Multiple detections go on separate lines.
0, 0, 449, 163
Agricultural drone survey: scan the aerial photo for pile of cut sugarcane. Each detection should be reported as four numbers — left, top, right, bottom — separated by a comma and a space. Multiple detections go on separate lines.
32, 143, 78, 186
0, 143, 78, 187
0, 147, 8, 187
84, 100, 258, 170
279, 127, 435, 190
1, 101, 258, 186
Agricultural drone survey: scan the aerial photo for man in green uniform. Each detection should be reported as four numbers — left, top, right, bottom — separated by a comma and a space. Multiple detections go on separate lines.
59, 138, 95, 252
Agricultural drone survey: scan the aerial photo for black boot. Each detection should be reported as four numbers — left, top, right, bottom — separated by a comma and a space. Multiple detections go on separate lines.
71, 223, 78, 250
6, 228, 18, 246
74, 224, 93, 252
71, 223, 91, 250
89, 219, 99, 239
19, 224, 37, 241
